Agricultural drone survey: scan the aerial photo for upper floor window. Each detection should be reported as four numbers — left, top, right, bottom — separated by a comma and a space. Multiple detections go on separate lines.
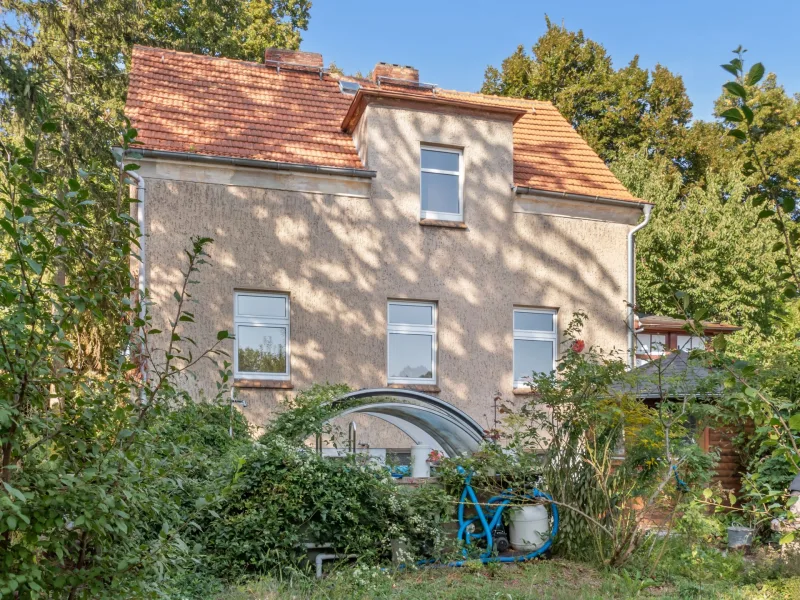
420, 146, 463, 222
636, 333, 667, 356
677, 335, 705, 351
233, 291, 290, 380
513, 308, 557, 388
387, 301, 436, 384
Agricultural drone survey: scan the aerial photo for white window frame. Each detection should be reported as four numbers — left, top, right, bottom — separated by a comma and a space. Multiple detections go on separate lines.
387, 300, 437, 385
636, 333, 667, 356
513, 308, 558, 388
676, 334, 705, 352
233, 291, 290, 380
419, 145, 464, 222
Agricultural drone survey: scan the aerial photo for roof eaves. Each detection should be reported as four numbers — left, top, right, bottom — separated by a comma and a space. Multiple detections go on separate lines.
341, 88, 529, 133
125, 148, 377, 179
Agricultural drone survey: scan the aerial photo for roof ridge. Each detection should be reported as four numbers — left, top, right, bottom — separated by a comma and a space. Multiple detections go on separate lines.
437, 88, 558, 110
133, 44, 333, 76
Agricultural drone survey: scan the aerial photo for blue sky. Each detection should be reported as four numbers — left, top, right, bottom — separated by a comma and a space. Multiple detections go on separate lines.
302, 0, 800, 122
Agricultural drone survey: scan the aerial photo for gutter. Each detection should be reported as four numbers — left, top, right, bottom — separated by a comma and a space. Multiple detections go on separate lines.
627, 204, 653, 368
119, 163, 148, 387
513, 186, 652, 209
125, 148, 377, 179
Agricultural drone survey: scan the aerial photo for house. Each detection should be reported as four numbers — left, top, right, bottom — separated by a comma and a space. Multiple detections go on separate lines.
625, 313, 746, 492
633, 313, 741, 366
124, 46, 651, 450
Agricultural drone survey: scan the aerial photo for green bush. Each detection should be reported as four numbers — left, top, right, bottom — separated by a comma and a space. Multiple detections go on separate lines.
198, 435, 449, 579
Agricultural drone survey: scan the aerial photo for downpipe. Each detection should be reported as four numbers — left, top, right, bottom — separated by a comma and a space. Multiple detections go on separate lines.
118, 163, 147, 387
627, 204, 653, 368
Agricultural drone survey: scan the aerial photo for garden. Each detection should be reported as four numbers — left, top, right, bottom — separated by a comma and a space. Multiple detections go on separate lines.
2, 2, 800, 598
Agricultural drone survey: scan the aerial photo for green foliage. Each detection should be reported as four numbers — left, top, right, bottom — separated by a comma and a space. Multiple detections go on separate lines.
482, 17, 692, 163
260, 383, 353, 443
653, 49, 800, 539
484, 25, 800, 352
496, 313, 717, 567
198, 437, 450, 580
0, 0, 313, 370
716, 49, 800, 299
134, 0, 311, 61
613, 152, 784, 343
0, 116, 249, 596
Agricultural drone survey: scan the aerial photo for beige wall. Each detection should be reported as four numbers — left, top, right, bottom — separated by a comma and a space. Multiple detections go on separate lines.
140, 102, 638, 447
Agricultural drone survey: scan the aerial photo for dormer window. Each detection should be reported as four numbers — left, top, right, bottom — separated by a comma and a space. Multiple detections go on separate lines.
420, 146, 463, 222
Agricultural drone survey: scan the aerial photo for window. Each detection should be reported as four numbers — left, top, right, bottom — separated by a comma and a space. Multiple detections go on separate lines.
387, 301, 436, 384
636, 334, 667, 355
676, 335, 705, 351
339, 80, 360, 95
513, 308, 557, 387
420, 146, 463, 221
233, 291, 290, 380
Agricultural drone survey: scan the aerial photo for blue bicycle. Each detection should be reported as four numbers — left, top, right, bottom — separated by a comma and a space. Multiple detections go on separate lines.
453, 466, 559, 564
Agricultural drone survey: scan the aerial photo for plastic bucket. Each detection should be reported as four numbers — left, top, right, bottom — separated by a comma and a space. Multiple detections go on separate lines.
508, 505, 549, 551
410, 444, 431, 478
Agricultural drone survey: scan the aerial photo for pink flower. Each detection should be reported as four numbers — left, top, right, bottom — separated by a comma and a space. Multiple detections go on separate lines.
571, 339, 585, 353
427, 450, 443, 463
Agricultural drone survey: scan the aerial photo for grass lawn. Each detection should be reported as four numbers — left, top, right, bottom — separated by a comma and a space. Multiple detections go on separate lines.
219, 557, 800, 600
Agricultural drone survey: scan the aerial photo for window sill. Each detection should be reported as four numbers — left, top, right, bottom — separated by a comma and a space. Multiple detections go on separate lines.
419, 219, 467, 229
387, 383, 441, 393
234, 379, 293, 389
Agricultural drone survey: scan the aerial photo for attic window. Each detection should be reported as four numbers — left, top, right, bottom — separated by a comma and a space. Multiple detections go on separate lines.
339, 80, 361, 95
420, 146, 464, 222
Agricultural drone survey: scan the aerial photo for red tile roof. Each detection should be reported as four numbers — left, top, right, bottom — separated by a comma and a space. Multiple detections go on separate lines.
126, 45, 639, 203
126, 46, 363, 169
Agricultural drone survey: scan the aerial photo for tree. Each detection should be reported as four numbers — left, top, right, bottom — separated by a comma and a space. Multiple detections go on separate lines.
135, 0, 311, 61
0, 0, 313, 369
482, 17, 692, 164
612, 151, 784, 344
484, 22, 797, 345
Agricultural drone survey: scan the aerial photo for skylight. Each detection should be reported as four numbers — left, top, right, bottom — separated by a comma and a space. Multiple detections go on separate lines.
339, 80, 361, 95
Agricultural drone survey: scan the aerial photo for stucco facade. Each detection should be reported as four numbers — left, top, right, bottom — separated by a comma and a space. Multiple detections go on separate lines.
138, 101, 640, 447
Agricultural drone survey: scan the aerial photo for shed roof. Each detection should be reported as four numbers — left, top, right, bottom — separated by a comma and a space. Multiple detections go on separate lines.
614, 351, 719, 400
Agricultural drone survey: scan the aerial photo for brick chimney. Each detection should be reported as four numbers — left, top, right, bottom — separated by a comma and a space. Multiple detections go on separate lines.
372, 62, 419, 84
264, 48, 323, 68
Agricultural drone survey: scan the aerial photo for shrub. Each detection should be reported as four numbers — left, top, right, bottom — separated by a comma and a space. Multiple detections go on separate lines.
198, 435, 449, 579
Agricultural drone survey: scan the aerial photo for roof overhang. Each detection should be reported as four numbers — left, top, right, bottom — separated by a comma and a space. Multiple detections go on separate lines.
119, 147, 377, 179
341, 88, 529, 133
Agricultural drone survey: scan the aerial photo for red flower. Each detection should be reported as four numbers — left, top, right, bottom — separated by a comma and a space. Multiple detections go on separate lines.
571, 339, 585, 353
